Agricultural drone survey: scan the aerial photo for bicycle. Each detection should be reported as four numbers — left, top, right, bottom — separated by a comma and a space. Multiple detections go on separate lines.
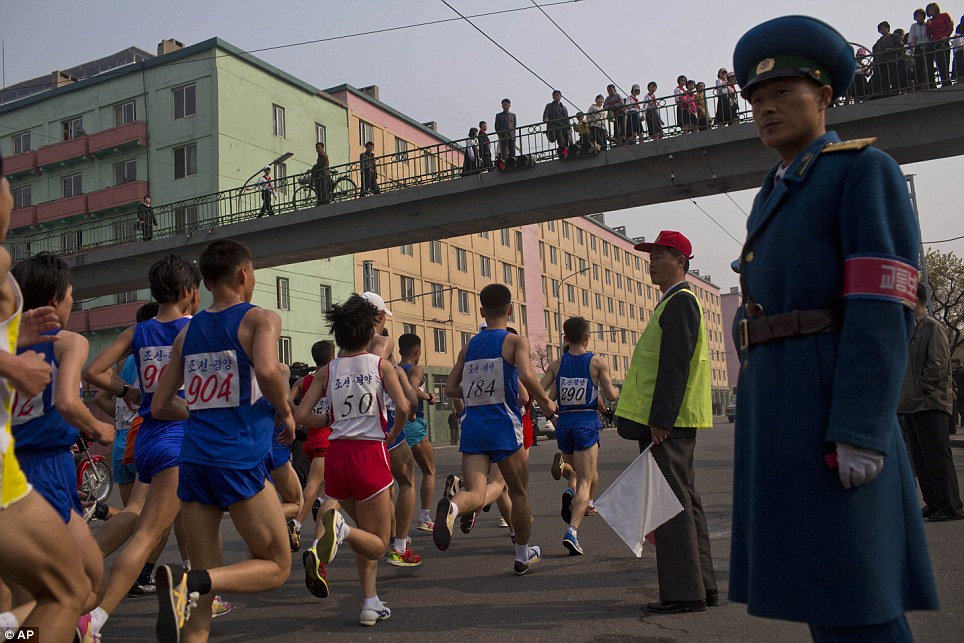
291, 169, 358, 209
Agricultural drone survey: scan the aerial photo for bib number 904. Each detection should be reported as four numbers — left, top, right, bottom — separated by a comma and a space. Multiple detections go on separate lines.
184, 350, 239, 410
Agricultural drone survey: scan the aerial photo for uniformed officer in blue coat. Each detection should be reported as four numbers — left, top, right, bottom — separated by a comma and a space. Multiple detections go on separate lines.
729, 15, 939, 642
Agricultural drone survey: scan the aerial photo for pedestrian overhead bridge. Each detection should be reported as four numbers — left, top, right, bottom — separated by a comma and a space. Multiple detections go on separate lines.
7, 84, 964, 299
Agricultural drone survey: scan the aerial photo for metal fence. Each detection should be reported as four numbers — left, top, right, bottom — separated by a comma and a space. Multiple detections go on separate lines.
6, 38, 961, 260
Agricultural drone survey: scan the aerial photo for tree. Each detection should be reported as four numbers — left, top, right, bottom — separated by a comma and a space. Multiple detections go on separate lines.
924, 249, 964, 355
530, 344, 552, 373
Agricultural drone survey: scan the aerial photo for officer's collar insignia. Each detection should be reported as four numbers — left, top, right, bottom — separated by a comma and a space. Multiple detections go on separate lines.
795, 152, 815, 176
756, 58, 775, 75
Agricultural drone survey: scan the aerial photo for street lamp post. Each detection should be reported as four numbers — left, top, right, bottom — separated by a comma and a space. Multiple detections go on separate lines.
557, 265, 591, 357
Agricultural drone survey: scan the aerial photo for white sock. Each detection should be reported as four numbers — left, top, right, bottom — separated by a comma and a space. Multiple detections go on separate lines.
0, 611, 19, 633
182, 559, 191, 570
514, 544, 530, 561
312, 538, 320, 549
292, 518, 301, 530
567, 525, 578, 536
588, 499, 595, 508
362, 595, 382, 610
450, 501, 459, 517
90, 607, 109, 633
394, 537, 407, 554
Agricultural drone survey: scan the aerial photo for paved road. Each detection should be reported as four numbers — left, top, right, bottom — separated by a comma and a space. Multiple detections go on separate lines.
100, 422, 964, 642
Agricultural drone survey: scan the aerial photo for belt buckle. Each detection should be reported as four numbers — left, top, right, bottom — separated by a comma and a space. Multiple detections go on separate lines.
740, 319, 750, 351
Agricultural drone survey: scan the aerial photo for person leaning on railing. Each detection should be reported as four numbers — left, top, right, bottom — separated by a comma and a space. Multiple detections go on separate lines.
602, 84, 625, 144
908, 8, 934, 90
642, 82, 664, 141
359, 141, 380, 196
925, 3, 954, 87
586, 94, 609, 149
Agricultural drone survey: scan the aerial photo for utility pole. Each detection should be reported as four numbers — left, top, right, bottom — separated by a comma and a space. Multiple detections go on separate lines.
557, 265, 591, 357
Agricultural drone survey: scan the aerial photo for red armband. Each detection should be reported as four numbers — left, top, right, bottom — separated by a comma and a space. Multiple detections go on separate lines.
842, 255, 917, 309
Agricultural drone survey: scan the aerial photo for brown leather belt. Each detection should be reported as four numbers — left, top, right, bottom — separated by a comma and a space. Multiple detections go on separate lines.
740, 308, 840, 350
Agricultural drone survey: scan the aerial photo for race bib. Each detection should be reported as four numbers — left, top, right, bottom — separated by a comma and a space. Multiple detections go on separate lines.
10, 390, 44, 426
314, 397, 330, 417
559, 377, 589, 405
184, 350, 239, 410
462, 358, 505, 407
330, 371, 379, 420
139, 345, 173, 393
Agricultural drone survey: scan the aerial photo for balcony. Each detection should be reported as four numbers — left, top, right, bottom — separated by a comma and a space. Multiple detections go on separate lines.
87, 180, 148, 215
88, 121, 148, 157
4, 151, 38, 177
66, 300, 148, 333
37, 136, 89, 168
37, 194, 87, 225
10, 206, 38, 230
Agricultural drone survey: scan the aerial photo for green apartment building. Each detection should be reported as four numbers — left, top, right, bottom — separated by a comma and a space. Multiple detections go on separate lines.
1, 38, 353, 362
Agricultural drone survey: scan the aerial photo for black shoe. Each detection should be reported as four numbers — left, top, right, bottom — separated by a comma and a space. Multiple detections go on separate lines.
311, 498, 322, 522
646, 599, 707, 614
706, 590, 720, 607
928, 509, 964, 522
922, 506, 936, 518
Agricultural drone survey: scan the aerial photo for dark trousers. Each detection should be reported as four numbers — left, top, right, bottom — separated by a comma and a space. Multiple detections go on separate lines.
138, 223, 153, 241
361, 170, 380, 195
257, 190, 274, 217
930, 41, 952, 86
314, 177, 331, 204
636, 426, 716, 602
913, 45, 935, 89
809, 614, 912, 643
900, 410, 963, 515
497, 133, 516, 160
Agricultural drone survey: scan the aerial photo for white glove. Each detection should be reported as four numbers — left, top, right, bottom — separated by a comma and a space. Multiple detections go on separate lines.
835, 442, 885, 489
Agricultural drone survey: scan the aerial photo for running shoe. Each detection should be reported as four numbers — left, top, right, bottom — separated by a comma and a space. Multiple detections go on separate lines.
513, 546, 543, 575
76, 613, 99, 643
481, 503, 492, 512
387, 547, 422, 567
128, 582, 156, 597
211, 595, 233, 618
497, 516, 509, 528
302, 548, 330, 598
443, 474, 461, 500
585, 506, 598, 517
311, 497, 322, 522
287, 519, 301, 552
82, 501, 97, 523
155, 564, 199, 643
359, 602, 392, 626
563, 531, 584, 556
317, 509, 348, 563
561, 488, 574, 524
433, 497, 457, 551
416, 519, 434, 532
460, 506, 481, 534
551, 452, 564, 480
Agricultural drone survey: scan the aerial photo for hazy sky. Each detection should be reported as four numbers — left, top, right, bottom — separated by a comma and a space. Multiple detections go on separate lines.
4, 0, 962, 290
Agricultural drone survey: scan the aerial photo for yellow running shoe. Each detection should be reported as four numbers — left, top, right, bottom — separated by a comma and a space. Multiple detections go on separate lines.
155, 564, 199, 643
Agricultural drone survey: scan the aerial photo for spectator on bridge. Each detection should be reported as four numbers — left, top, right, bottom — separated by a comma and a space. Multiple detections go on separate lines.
256, 166, 276, 217
626, 84, 645, 143
872, 21, 906, 95
848, 46, 874, 100
587, 94, 609, 150
359, 141, 380, 196
574, 112, 593, 153
311, 142, 331, 205
136, 194, 156, 241
908, 9, 934, 90
673, 75, 688, 132
694, 81, 711, 131
494, 98, 517, 161
951, 22, 964, 80
926, 3, 954, 86
478, 121, 494, 171
679, 80, 698, 132
461, 128, 480, 176
714, 69, 739, 126
602, 84, 625, 145
543, 90, 573, 158
642, 82, 664, 140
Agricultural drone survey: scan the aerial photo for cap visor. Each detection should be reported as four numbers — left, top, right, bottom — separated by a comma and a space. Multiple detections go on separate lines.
740, 69, 812, 98
633, 242, 655, 252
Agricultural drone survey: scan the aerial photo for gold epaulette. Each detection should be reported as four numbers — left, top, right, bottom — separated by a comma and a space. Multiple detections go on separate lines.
822, 137, 877, 153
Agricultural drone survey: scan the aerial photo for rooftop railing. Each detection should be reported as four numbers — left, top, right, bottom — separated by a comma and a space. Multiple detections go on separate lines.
5, 38, 960, 261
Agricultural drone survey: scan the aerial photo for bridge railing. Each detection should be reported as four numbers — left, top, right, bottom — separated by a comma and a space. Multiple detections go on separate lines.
5, 38, 958, 260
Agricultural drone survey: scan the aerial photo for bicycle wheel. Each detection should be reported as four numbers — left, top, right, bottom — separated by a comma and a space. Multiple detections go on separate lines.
292, 185, 314, 210
80, 460, 113, 503
331, 177, 357, 201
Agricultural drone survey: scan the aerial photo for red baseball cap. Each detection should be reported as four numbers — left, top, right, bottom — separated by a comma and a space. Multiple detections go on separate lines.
634, 230, 694, 259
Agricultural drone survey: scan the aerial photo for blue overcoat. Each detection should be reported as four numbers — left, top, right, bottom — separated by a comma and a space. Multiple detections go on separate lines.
729, 131, 939, 626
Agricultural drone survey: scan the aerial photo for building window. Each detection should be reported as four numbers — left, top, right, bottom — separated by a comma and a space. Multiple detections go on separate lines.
278, 336, 292, 365
616, 274, 623, 289
319, 285, 332, 313
549, 246, 557, 264
539, 241, 545, 263
403, 323, 417, 335
429, 240, 442, 264
597, 322, 604, 336
13, 186, 31, 210
541, 276, 547, 296
515, 230, 523, 251
582, 289, 589, 307
174, 143, 198, 179
579, 258, 587, 271
567, 283, 575, 303
421, 150, 437, 176
630, 304, 636, 319
61, 230, 82, 254
173, 83, 196, 119
605, 269, 612, 285
275, 277, 289, 310
619, 301, 625, 316
359, 120, 374, 147
554, 312, 560, 331
400, 276, 415, 303
501, 229, 511, 246
480, 256, 491, 278
458, 289, 470, 314
544, 310, 550, 329
623, 355, 629, 371
460, 331, 472, 348
502, 262, 513, 285
593, 264, 599, 280
394, 138, 409, 157
315, 123, 327, 146
613, 247, 621, 262
547, 220, 555, 232
551, 279, 559, 297
565, 253, 573, 271
608, 297, 615, 313
114, 101, 136, 126
13, 131, 31, 154
635, 256, 641, 270
113, 159, 136, 184
577, 227, 584, 244
456, 248, 467, 272
399, 243, 413, 256
273, 161, 287, 195
62, 116, 84, 141
430, 283, 445, 309
272, 105, 286, 137
518, 266, 525, 285
478, 231, 489, 240
595, 293, 602, 310
590, 235, 597, 251
520, 304, 527, 326
603, 242, 610, 257
370, 269, 382, 295
62, 173, 83, 198
562, 221, 570, 239
174, 206, 198, 233
433, 328, 447, 353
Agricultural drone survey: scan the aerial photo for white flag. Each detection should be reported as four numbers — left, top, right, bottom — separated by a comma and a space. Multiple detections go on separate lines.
595, 446, 683, 557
